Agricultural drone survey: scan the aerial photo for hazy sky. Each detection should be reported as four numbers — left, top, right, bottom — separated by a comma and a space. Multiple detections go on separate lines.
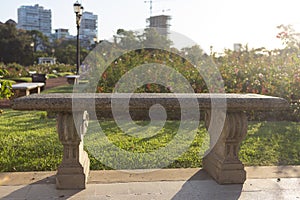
1, 0, 300, 53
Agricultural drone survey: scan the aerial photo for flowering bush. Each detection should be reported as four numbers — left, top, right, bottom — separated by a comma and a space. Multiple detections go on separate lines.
0, 63, 28, 78
215, 47, 300, 121
92, 46, 299, 121
0, 63, 76, 78
0, 69, 13, 99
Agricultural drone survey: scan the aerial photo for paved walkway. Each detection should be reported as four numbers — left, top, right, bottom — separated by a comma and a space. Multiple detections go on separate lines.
0, 166, 300, 199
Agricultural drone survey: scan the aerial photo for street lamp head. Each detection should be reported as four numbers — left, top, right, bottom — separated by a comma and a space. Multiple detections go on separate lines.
73, 1, 84, 15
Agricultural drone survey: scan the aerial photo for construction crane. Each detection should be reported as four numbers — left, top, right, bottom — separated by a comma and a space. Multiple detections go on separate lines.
144, 0, 153, 16
144, 0, 170, 17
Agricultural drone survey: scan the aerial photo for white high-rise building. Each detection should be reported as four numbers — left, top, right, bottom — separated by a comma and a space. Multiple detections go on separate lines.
80, 11, 98, 46
54, 28, 72, 40
17, 4, 52, 37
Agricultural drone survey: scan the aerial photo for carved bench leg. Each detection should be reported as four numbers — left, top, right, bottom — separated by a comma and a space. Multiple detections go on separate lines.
203, 111, 247, 184
56, 111, 90, 189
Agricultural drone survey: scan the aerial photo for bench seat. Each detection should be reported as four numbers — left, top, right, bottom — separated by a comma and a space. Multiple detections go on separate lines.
12, 82, 45, 97
66, 75, 80, 84
12, 93, 288, 189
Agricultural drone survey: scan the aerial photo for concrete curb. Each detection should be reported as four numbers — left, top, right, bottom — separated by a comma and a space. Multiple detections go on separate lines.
1, 166, 300, 186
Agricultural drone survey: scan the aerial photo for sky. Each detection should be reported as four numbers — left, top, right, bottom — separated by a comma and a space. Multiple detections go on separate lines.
1, 0, 300, 53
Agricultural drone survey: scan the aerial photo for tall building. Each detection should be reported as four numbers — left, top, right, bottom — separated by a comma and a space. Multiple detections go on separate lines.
54, 28, 72, 40
80, 11, 98, 47
17, 4, 52, 37
147, 15, 171, 36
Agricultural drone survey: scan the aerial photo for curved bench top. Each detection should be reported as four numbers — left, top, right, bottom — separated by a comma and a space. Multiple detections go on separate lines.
12, 93, 289, 112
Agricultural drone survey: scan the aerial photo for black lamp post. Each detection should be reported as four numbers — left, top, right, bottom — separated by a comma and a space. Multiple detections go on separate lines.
73, 1, 84, 75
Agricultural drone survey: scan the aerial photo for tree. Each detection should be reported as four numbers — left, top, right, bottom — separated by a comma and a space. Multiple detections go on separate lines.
277, 24, 300, 50
28, 30, 50, 52
114, 29, 141, 49
113, 28, 173, 50
0, 21, 34, 65
53, 39, 89, 65
142, 28, 173, 49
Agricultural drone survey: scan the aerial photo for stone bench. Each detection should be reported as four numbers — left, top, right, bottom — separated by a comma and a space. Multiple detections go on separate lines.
12, 93, 288, 189
12, 82, 45, 97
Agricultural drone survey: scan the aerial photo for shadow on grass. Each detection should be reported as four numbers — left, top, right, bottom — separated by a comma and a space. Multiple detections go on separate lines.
0, 111, 56, 133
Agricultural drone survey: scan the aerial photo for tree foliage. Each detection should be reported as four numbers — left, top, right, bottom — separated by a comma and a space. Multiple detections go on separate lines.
0, 22, 33, 65
53, 39, 89, 65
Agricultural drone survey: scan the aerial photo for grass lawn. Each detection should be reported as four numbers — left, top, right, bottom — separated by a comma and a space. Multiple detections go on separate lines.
0, 109, 299, 172
41, 83, 87, 93
42, 85, 74, 93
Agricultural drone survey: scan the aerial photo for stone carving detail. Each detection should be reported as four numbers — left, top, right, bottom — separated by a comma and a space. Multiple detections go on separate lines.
205, 110, 247, 163
203, 110, 248, 184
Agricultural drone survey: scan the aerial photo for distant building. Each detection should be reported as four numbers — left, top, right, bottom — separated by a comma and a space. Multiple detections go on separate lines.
234, 43, 242, 52
54, 28, 72, 40
147, 15, 171, 36
38, 57, 56, 65
17, 4, 52, 37
80, 11, 98, 47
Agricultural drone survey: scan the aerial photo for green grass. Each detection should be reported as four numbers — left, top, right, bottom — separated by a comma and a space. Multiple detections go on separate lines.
42, 85, 74, 93
0, 109, 299, 172
240, 121, 300, 165
42, 83, 90, 94
0, 110, 61, 172
57, 72, 74, 77
46, 74, 58, 79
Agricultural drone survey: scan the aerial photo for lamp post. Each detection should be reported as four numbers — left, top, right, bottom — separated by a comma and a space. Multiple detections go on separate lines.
73, 1, 84, 75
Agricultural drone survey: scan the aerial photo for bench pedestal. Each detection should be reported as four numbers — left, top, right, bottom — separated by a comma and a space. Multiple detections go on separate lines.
203, 111, 247, 184
56, 112, 90, 189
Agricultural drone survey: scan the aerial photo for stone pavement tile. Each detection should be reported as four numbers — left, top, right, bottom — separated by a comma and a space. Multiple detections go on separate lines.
243, 178, 300, 191
67, 184, 97, 199
188, 180, 243, 192
169, 181, 243, 200
69, 194, 108, 200
0, 185, 30, 199
276, 178, 300, 190
94, 183, 130, 195
281, 190, 300, 199
0, 184, 88, 200
96, 193, 174, 200
127, 181, 163, 195
240, 178, 300, 200
239, 190, 288, 200
158, 181, 185, 193
25, 184, 82, 199
171, 191, 243, 200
